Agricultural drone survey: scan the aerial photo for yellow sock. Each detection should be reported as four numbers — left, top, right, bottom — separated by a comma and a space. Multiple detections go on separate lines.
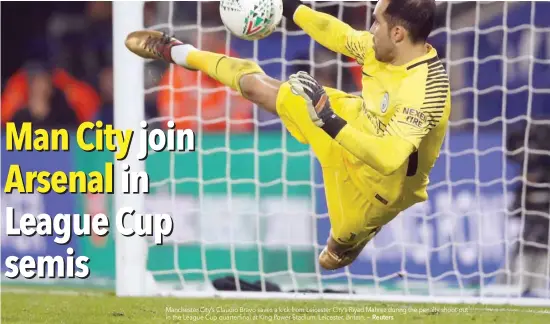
186, 51, 265, 95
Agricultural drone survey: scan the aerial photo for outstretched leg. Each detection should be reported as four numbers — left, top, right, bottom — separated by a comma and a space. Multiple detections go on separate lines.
125, 31, 281, 114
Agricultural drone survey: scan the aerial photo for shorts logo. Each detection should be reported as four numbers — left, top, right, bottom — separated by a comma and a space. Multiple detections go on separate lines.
380, 92, 389, 113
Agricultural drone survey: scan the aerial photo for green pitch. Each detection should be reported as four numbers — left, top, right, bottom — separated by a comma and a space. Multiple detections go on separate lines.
2, 289, 549, 324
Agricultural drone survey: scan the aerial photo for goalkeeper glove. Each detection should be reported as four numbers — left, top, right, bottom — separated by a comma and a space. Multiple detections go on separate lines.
282, 0, 305, 20
288, 71, 347, 138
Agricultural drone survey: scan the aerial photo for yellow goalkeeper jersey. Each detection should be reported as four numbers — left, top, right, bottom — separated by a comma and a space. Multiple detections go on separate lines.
294, 6, 451, 211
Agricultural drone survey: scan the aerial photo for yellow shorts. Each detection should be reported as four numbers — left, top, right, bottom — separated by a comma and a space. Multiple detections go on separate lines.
276, 82, 399, 246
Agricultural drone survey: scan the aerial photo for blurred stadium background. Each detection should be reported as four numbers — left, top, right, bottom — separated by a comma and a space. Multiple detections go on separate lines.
2, 0, 550, 304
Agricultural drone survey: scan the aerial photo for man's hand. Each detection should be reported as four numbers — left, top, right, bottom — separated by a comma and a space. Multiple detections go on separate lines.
288, 71, 348, 138
288, 71, 334, 127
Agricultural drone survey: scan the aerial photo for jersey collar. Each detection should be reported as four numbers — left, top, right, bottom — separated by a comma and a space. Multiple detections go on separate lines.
386, 44, 439, 73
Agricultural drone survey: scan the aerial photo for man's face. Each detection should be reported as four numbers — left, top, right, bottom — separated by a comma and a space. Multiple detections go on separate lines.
370, 0, 396, 63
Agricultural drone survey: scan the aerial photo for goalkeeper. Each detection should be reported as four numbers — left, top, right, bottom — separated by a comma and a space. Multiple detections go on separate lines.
126, 0, 450, 270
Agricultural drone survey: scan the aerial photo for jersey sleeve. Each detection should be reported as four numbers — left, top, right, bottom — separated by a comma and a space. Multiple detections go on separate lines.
341, 29, 374, 65
335, 124, 415, 176
294, 5, 373, 64
385, 99, 448, 149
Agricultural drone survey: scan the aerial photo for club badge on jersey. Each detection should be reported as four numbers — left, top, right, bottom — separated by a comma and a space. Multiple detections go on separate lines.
380, 92, 389, 113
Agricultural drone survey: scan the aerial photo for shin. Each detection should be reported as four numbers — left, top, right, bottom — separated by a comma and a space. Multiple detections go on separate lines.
239, 74, 282, 115
181, 49, 282, 115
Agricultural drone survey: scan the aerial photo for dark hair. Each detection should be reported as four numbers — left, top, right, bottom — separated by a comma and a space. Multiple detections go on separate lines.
384, 0, 436, 43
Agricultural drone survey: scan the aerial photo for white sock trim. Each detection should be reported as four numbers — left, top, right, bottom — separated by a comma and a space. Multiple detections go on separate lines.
170, 44, 198, 67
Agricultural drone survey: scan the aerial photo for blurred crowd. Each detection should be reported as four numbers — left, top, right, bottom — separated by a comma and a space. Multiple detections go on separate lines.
1, 2, 251, 131
2, 2, 116, 129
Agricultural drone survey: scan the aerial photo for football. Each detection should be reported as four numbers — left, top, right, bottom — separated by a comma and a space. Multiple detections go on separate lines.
220, 0, 283, 41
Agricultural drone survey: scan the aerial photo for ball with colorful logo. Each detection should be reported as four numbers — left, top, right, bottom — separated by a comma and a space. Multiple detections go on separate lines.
220, 0, 283, 41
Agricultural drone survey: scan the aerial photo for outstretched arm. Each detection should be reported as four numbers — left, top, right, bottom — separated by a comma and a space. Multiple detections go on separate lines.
283, 2, 373, 64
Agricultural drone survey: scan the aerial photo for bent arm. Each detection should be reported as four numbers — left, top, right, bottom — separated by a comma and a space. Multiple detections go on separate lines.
324, 102, 446, 176
335, 125, 415, 176
293, 5, 373, 63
